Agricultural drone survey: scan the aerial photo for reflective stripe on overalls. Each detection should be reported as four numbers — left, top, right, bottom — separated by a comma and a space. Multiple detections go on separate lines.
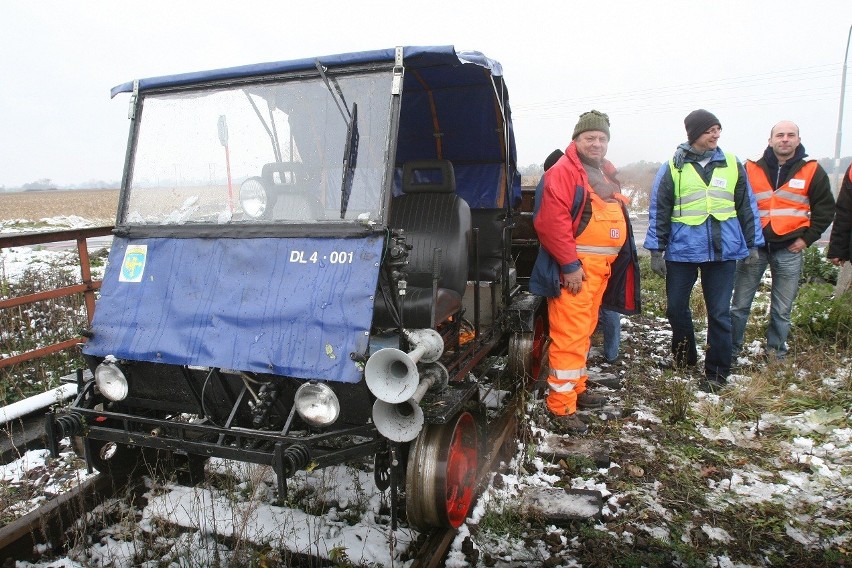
546, 192, 627, 416
670, 153, 738, 225
746, 160, 816, 236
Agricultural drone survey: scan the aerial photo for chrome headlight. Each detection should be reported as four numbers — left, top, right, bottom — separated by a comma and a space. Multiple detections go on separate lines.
239, 177, 268, 218
294, 382, 340, 427
95, 360, 128, 401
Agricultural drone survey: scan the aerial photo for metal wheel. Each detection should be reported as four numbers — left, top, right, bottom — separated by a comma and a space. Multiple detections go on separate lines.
508, 313, 546, 385
405, 411, 479, 529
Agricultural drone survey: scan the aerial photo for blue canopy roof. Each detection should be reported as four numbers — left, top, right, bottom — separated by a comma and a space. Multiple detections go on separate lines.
111, 45, 502, 98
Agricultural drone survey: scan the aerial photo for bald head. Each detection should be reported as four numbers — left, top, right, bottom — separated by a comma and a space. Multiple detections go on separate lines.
770, 121, 799, 138
768, 121, 801, 164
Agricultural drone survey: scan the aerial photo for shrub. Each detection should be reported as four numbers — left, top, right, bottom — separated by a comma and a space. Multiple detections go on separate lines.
801, 246, 838, 284
0, 264, 87, 404
791, 284, 852, 347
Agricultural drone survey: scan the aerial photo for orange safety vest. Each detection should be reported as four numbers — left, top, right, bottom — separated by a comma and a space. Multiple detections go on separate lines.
574, 192, 628, 258
745, 160, 817, 236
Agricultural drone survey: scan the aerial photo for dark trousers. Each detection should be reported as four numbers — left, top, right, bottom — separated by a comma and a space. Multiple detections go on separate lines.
665, 260, 736, 381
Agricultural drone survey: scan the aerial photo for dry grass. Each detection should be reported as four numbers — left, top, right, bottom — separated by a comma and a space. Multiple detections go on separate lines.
0, 189, 119, 223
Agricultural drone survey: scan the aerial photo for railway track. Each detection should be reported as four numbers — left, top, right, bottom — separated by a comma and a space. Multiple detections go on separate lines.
0, 473, 121, 563
0, 385, 524, 566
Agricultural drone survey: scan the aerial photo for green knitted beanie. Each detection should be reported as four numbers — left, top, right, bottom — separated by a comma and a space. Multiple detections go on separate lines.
572, 110, 611, 140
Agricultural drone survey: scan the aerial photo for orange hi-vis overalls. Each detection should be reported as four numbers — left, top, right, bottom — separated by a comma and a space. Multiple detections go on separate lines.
546, 191, 627, 416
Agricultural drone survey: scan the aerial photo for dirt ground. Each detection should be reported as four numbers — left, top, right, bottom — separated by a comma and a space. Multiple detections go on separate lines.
0, 189, 119, 223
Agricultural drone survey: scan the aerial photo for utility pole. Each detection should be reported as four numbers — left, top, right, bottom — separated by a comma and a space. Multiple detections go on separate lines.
834, 24, 852, 197
835, 24, 852, 294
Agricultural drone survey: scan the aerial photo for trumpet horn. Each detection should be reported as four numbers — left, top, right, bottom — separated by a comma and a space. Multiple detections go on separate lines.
372, 362, 449, 442
365, 328, 443, 404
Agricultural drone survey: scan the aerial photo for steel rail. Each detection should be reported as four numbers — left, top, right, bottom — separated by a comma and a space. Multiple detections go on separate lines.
0, 473, 116, 563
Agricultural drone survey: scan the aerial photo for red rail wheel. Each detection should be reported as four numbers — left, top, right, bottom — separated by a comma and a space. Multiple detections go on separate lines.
405, 411, 479, 529
508, 312, 547, 386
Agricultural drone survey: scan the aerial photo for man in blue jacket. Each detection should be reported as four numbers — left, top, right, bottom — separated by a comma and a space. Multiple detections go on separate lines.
644, 109, 764, 392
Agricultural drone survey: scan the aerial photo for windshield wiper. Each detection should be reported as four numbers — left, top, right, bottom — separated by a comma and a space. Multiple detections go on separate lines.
315, 60, 359, 219
315, 60, 351, 123
340, 103, 359, 219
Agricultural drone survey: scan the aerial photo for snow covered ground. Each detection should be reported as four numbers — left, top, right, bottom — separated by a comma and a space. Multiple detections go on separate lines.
2, 216, 850, 567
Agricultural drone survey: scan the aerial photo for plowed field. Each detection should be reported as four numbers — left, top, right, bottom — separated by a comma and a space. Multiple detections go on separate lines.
0, 189, 119, 223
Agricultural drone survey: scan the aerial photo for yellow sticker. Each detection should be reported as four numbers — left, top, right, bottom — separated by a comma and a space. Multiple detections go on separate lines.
119, 245, 148, 283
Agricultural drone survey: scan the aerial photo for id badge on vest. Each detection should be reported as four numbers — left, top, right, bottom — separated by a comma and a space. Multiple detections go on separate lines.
710, 177, 728, 189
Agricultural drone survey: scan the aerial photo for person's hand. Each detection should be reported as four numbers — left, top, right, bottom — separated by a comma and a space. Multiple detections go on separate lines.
743, 247, 761, 265
560, 268, 585, 295
829, 257, 846, 266
650, 251, 667, 278
787, 238, 807, 254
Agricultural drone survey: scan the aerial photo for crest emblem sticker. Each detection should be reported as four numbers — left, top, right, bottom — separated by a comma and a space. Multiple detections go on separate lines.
119, 245, 148, 283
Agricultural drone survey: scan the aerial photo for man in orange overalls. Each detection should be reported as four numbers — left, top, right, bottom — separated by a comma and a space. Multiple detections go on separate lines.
530, 111, 639, 434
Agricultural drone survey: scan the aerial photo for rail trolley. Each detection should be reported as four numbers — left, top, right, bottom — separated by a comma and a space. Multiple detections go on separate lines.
48, 46, 546, 530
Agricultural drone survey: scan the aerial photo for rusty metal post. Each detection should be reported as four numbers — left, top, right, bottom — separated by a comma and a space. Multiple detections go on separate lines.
76, 236, 96, 325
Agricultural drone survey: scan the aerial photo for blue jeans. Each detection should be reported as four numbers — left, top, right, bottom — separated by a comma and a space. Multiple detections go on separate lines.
598, 308, 621, 362
665, 260, 736, 380
731, 247, 803, 358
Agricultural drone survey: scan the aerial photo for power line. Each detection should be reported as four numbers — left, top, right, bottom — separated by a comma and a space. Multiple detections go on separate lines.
520, 90, 842, 120
513, 62, 845, 114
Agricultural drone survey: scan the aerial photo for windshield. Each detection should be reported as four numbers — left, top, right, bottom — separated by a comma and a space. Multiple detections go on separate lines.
123, 69, 393, 226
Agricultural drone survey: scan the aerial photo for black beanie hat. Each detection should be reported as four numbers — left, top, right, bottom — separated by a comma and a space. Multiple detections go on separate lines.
572, 110, 611, 140
543, 149, 564, 171
684, 109, 721, 144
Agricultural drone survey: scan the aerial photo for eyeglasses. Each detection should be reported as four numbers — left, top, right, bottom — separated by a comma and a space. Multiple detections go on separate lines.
703, 126, 722, 136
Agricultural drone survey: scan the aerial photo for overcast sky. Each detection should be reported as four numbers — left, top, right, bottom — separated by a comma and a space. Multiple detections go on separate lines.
1, 0, 851, 187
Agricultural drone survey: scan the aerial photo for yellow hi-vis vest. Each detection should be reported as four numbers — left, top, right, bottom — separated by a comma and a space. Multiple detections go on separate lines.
669, 153, 738, 225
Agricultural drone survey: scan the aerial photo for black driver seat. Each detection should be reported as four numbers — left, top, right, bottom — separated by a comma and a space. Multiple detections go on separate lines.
372, 160, 471, 329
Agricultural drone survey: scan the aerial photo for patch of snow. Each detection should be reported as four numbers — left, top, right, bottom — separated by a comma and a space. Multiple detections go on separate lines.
702, 524, 733, 543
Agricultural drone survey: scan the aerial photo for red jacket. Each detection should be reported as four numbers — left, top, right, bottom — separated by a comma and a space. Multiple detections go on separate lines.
534, 142, 618, 270
530, 143, 641, 314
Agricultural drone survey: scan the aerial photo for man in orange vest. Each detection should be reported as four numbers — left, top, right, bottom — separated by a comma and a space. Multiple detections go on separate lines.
731, 121, 835, 361
530, 111, 640, 434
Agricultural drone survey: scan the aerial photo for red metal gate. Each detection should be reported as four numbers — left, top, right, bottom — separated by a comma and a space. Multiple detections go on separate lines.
0, 226, 113, 368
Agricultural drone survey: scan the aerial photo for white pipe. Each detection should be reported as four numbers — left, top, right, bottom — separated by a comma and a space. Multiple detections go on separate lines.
0, 384, 78, 425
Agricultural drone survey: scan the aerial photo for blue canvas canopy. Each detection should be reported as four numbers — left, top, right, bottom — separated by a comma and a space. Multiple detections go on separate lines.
112, 45, 520, 207
86, 47, 522, 381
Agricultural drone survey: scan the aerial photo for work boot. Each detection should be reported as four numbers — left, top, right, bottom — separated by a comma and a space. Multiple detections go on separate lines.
577, 391, 607, 409
554, 413, 588, 435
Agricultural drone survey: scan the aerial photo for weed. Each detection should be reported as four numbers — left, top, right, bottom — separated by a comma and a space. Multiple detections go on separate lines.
792, 286, 852, 347
801, 246, 839, 284
655, 372, 693, 423
478, 500, 536, 540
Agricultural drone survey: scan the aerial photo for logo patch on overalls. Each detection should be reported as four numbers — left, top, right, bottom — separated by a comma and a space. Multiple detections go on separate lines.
120, 245, 148, 283
610, 228, 621, 239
